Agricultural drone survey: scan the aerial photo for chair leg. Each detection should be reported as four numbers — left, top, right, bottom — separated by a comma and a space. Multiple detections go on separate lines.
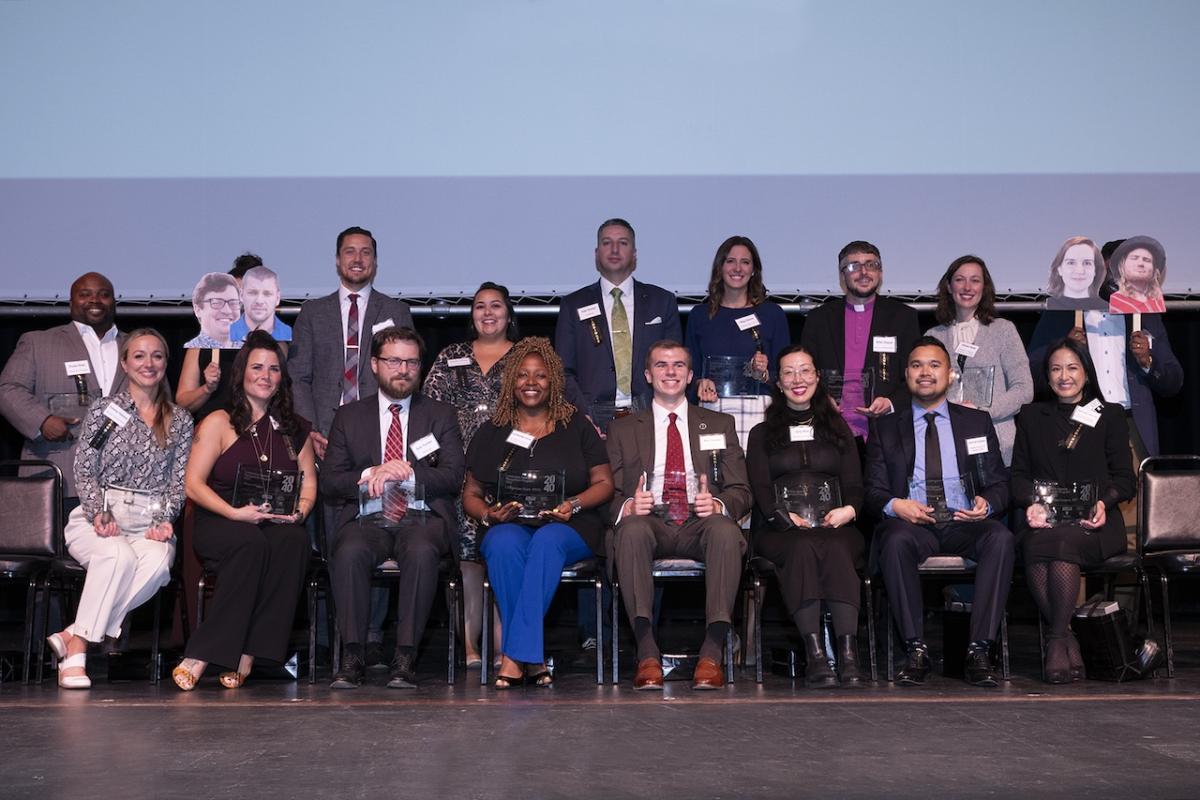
150, 589, 162, 685
724, 628, 735, 684
1037, 615, 1046, 682
307, 581, 318, 684
610, 579, 620, 685
37, 573, 54, 685
884, 589, 894, 683
447, 576, 459, 685
593, 576, 604, 685
21, 572, 40, 684
480, 578, 491, 686
1000, 613, 1010, 680
864, 576, 877, 683
177, 578, 191, 642
753, 574, 764, 685
1159, 572, 1174, 678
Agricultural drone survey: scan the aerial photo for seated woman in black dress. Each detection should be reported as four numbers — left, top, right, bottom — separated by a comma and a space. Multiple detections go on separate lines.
173, 331, 318, 690
746, 344, 866, 687
461, 337, 614, 688
1011, 337, 1134, 684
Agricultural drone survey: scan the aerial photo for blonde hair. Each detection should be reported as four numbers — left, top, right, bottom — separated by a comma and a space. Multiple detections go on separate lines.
119, 328, 174, 447
492, 337, 575, 430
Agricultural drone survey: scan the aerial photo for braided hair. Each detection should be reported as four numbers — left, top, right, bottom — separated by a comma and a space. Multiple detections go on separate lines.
492, 336, 575, 431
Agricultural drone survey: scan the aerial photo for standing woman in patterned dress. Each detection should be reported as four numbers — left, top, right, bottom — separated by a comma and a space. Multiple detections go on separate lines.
422, 282, 518, 668
46, 329, 194, 689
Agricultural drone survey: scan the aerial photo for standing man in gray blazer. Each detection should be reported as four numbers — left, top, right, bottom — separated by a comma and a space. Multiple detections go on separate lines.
289, 226, 415, 665
0, 272, 127, 509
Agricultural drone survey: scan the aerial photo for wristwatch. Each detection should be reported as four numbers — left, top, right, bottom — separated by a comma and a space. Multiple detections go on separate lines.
568, 496, 583, 517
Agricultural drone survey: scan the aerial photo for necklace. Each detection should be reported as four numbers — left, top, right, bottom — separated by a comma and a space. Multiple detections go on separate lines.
249, 416, 273, 466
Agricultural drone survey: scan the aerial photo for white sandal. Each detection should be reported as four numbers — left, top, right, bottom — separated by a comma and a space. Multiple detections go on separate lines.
46, 632, 69, 661
58, 653, 91, 689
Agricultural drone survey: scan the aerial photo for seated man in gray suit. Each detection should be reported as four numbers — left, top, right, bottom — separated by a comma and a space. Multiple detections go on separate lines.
322, 327, 465, 689
0, 272, 126, 511
608, 340, 750, 691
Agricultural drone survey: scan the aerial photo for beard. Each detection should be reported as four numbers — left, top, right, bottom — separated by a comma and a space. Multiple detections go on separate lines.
379, 375, 417, 401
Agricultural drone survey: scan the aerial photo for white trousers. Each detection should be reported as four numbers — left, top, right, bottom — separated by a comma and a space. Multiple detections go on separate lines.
63, 506, 175, 643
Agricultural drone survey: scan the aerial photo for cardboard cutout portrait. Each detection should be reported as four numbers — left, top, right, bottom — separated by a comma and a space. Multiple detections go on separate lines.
228, 265, 292, 342
184, 272, 243, 349
1045, 236, 1107, 312
1108, 235, 1167, 316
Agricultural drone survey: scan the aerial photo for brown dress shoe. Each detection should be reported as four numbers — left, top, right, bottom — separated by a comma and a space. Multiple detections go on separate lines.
692, 656, 725, 690
633, 657, 664, 691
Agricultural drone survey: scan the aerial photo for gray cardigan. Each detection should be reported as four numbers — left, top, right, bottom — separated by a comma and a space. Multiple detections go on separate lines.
926, 317, 1033, 466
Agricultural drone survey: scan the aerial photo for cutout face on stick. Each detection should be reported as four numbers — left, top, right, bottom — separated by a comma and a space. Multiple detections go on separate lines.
1045, 236, 1107, 311
1108, 235, 1167, 315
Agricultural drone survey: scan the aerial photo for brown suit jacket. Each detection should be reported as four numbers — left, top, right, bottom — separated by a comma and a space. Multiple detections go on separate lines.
606, 403, 751, 522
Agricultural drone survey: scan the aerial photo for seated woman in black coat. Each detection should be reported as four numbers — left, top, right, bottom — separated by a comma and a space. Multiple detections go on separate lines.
1011, 338, 1134, 684
746, 345, 865, 687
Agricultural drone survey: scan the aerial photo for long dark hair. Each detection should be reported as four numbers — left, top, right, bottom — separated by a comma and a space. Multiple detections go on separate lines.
466, 281, 519, 341
934, 255, 998, 326
228, 331, 301, 439
1043, 337, 1104, 407
705, 236, 768, 317
761, 344, 853, 450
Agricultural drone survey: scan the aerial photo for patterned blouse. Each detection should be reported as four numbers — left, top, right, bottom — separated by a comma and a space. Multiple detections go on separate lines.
73, 390, 194, 523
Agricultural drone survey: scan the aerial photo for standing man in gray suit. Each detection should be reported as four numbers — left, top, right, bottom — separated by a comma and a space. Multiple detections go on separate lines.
290, 226, 415, 666
0, 272, 126, 510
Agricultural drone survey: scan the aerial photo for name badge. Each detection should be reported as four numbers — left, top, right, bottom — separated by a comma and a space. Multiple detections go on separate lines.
734, 314, 761, 331
65, 360, 91, 376
965, 436, 989, 455
577, 303, 602, 321
410, 433, 440, 460
102, 403, 132, 428
850, 303, 866, 313
506, 430, 536, 449
447, 357, 472, 368
789, 425, 815, 442
371, 318, 396, 335
873, 336, 897, 354
1071, 405, 1101, 428
955, 342, 979, 358
699, 433, 727, 450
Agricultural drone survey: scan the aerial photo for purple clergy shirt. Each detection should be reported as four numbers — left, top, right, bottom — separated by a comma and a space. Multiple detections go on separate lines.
842, 298, 875, 439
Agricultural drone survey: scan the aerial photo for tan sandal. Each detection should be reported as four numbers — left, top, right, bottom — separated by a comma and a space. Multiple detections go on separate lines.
172, 664, 198, 691
219, 671, 248, 689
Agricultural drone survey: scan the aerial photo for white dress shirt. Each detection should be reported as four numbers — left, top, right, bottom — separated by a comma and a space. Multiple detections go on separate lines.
649, 400, 697, 503
1084, 311, 1131, 409
73, 321, 120, 396
599, 275, 635, 407
366, 393, 427, 510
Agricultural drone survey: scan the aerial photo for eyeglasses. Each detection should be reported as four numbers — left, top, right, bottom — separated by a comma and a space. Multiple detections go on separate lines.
779, 367, 817, 382
201, 298, 241, 311
841, 260, 882, 275
375, 356, 422, 371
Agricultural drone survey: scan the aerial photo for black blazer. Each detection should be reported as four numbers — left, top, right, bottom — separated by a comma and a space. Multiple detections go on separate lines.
321, 392, 465, 556
864, 402, 1010, 519
554, 278, 682, 409
1010, 400, 1134, 560
800, 296, 921, 411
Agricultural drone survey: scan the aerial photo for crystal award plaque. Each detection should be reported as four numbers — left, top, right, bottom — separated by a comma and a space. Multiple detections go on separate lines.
359, 480, 426, 529
47, 392, 93, 424
497, 468, 566, 520
587, 398, 643, 436
703, 355, 763, 398
102, 484, 169, 535
650, 469, 699, 523
950, 365, 995, 409
233, 465, 302, 515
1032, 480, 1098, 526
908, 474, 976, 523
775, 477, 842, 528
821, 368, 875, 405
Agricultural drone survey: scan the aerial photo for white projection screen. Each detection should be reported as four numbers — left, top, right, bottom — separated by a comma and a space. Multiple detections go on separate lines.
2, 0, 1198, 302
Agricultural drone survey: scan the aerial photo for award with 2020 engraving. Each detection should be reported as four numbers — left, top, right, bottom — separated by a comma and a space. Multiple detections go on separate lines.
233, 465, 302, 515
821, 368, 875, 406
1032, 480, 1097, 525
497, 468, 565, 520
775, 477, 842, 528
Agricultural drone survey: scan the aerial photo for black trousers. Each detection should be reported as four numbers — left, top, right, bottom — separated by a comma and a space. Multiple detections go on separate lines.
186, 509, 311, 670
330, 517, 448, 649
875, 517, 1014, 643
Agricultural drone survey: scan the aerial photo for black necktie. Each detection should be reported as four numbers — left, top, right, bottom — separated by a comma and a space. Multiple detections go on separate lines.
924, 412, 943, 485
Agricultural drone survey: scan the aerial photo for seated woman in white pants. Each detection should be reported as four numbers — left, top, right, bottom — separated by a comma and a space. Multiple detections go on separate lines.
45, 328, 193, 688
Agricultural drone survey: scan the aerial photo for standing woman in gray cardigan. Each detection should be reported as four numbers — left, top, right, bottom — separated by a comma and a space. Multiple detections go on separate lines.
926, 255, 1033, 465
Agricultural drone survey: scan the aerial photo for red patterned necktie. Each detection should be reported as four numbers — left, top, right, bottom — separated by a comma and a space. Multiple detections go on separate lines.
663, 412, 687, 525
383, 403, 407, 522
342, 293, 360, 405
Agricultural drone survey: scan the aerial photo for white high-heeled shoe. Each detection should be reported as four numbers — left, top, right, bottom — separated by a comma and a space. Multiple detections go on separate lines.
46, 632, 69, 661
57, 653, 91, 689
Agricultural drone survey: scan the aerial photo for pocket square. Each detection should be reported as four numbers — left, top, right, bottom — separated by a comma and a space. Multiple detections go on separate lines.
645, 316, 662, 325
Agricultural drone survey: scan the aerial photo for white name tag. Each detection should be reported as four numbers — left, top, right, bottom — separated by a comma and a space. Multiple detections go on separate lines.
850, 303, 866, 313
65, 360, 91, 376
699, 433, 727, 450
577, 303, 602, 321
102, 403, 132, 428
506, 429, 536, 449
410, 433, 440, 459
1071, 405, 1101, 428
447, 357, 472, 368
955, 342, 979, 358
789, 424, 815, 442
734, 313, 761, 331
371, 318, 396, 335
873, 336, 897, 354
965, 436, 989, 455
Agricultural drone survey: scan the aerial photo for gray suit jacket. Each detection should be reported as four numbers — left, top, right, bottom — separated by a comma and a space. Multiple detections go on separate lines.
606, 404, 751, 523
0, 323, 128, 497
289, 289, 414, 437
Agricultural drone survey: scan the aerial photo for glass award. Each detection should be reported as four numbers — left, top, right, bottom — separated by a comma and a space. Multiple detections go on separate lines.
1032, 480, 1098, 525
102, 484, 169, 535
497, 468, 566, 520
775, 477, 842, 528
650, 469, 699, 523
359, 480, 426, 529
908, 474, 975, 523
951, 365, 995, 409
587, 397, 643, 436
703, 355, 762, 398
47, 392, 93, 424
233, 465, 302, 515
821, 368, 875, 405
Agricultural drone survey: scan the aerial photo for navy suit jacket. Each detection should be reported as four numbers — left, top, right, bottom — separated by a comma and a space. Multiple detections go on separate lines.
554, 278, 681, 410
1028, 311, 1182, 456
864, 401, 1010, 519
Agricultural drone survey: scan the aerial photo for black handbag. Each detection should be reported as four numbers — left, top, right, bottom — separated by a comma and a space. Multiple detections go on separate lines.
1072, 600, 1161, 682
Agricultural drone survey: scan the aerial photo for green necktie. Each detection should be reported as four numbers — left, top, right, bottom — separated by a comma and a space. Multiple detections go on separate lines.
610, 287, 632, 396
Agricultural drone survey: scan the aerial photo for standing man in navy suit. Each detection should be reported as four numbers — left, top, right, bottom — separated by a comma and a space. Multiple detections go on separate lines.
865, 337, 1013, 688
555, 218, 683, 420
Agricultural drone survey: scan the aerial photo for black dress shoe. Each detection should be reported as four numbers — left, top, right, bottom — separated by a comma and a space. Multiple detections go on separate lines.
365, 641, 388, 672
836, 634, 864, 686
964, 646, 1000, 687
387, 650, 418, 689
803, 633, 837, 689
895, 646, 931, 686
330, 654, 365, 689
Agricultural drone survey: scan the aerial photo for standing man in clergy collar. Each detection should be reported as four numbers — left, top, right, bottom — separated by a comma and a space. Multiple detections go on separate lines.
801, 240, 920, 447
0, 272, 126, 509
